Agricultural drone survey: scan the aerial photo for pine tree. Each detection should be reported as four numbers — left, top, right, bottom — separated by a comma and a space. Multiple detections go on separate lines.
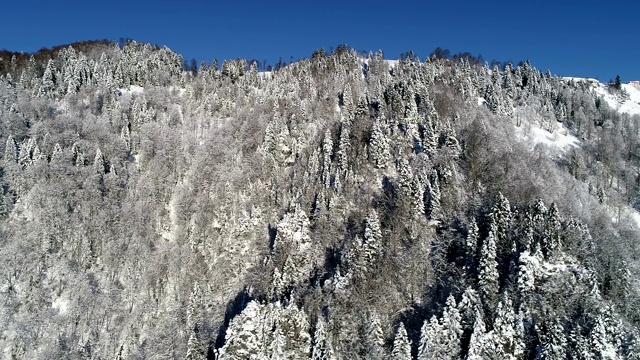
363, 312, 385, 360
425, 172, 441, 220
491, 296, 523, 359
417, 316, 441, 360
321, 129, 333, 189
459, 287, 482, 331
187, 282, 203, 332
269, 323, 286, 360
465, 220, 479, 273
311, 318, 335, 360
50, 143, 64, 163
369, 116, 390, 169
93, 148, 105, 175
517, 250, 540, 302
614, 75, 622, 90
38, 59, 57, 98
543, 203, 562, 256
441, 295, 463, 359
391, 323, 412, 360
218, 301, 266, 359
17, 138, 36, 168
363, 209, 383, 268
466, 309, 487, 360
185, 331, 206, 360
478, 230, 499, 311
4, 135, 18, 166
535, 317, 567, 360
590, 311, 619, 360
491, 192, 512, 250
336, 117, 351, 173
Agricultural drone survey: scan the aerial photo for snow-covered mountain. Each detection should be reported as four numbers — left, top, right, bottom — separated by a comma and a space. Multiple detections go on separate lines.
1, 41, 639, 359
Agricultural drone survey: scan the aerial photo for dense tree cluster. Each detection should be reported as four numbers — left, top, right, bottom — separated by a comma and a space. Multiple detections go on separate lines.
0, 40, 639, 359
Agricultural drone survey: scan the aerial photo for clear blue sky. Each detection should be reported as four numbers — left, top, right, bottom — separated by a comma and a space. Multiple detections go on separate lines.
2, 0, 638, 82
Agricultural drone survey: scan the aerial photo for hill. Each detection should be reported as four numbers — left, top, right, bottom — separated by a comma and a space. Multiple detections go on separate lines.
0, 41, 639, 359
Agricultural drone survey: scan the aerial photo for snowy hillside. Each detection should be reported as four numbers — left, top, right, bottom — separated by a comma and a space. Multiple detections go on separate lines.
1, 42, 640, 359
567, 77, 640, 115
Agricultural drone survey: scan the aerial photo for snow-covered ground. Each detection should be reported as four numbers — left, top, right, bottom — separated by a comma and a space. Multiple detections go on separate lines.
117, 85, 144, 96
528, 124, 580, 150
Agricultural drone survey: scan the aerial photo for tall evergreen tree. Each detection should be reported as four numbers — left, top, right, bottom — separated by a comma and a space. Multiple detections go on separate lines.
311, 318, 335, 360
478, 230, 499, 312
391, 323, 412, 360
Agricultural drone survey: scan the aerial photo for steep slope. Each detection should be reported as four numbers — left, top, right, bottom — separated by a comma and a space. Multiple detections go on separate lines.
0, 43, 638, 359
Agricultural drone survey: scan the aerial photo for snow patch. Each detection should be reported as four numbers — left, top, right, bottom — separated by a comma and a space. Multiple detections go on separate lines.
52, 296, 69, 315
529, 126, 580, 150
117, 85, 144, 96
514, 119, 580, 153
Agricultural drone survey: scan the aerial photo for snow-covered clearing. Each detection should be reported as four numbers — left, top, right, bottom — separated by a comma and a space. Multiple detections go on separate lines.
117, 85, 144, 96
528, 125, 580, 150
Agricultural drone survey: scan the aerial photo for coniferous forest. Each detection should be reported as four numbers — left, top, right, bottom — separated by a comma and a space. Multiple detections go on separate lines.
0, 41, 639, 359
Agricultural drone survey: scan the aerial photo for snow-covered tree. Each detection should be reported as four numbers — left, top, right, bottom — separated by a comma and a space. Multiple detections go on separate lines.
369, 116, 391, 169
311, 317, 335, 360
535, 317, 567, 360
490, 296, 524, 359
391, 323, 412, 360
425, 172, 441, 220
4, 135, 18, 165
38, 59, 57, 98
479, 230, 499, 310
363, 312, 385, 360
417, 316, 442, 360
93, 148, 105, 175
466, 309, 487, 360
465, 220, 479, 273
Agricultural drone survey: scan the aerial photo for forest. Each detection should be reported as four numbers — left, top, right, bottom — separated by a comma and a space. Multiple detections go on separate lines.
0, 40, 639, 359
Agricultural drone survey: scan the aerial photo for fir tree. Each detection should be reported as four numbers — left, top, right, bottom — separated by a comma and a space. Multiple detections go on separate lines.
440, 295, 463, 359
535, 317, 567, 360
93, 148, 105, 175
311, 318, 335, 360
4, 135, 18, 165
363, 209, 383, 268
38, 59, 57, 98
465, 220, 479, 273
391, 323, 412, 360
478, 230, 499, 311
369, 116, 391, 169
466, 309, 487, 360
363, 312, 385, 360
417, 316, 441, 360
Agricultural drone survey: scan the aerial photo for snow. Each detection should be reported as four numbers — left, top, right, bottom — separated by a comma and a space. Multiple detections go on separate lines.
632, 210, 640, 228
567, 78, 640, 116
117, 85, 144, 96
619, 206, 640, 229
512, 117, 580, 153
618, 83, 640, 115
529, 125, 580, 150
52, 296, 69, 315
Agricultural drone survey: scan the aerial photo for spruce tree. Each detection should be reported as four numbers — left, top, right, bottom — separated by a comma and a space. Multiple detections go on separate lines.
311, 318, 335, 360
363, 312, 385, 360
466, 310, 487, 360
478, 230, 499, 311
369, 116, 391, 169
391, 323, 412, 360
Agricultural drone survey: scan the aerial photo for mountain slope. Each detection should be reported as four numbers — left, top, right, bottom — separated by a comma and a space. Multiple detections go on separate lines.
0, 43, 639, 359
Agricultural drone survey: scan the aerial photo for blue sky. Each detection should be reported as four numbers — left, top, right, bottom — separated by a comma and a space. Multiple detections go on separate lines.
2, 0, 638, 82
